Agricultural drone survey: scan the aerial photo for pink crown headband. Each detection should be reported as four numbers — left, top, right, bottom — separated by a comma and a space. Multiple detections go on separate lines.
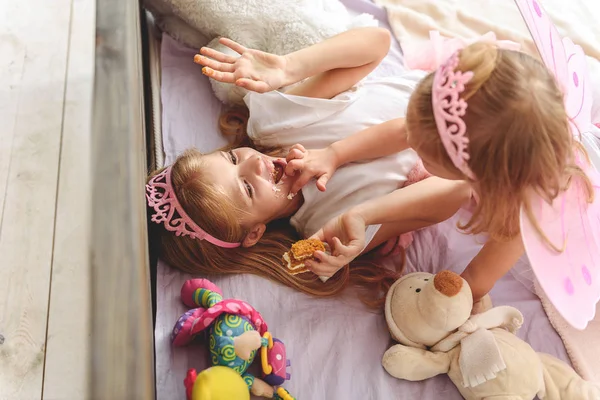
146, 166, 241, 248
432, 51, 475, 179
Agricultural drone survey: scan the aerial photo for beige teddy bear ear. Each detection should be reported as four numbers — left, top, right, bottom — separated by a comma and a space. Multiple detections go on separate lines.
382, 344, 451, 381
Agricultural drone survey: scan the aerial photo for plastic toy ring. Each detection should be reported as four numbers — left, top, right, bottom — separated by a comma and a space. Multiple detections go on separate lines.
261, 332, 274, 374
264, 332, 274, 349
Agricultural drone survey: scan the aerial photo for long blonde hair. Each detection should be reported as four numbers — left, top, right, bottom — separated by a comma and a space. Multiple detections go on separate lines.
149, 108, 401, 307
407, 42, 593, 243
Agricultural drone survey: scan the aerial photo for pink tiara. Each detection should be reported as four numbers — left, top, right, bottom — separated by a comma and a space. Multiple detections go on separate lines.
146, 166, 241, 248
432, 52, 476, 179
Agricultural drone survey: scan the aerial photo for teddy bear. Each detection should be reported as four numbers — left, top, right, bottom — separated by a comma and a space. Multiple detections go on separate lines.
382, 270, 600, 400
143, 0, 377, 104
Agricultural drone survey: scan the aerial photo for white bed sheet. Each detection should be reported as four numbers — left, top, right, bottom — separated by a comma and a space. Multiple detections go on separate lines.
154, 2, 571, 399
155, 217, 569, 400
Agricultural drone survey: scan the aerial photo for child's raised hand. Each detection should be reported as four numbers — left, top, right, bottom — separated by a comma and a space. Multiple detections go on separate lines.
194, 38, 288, 93
284, 144, 340, 197
306, 211, 366, 279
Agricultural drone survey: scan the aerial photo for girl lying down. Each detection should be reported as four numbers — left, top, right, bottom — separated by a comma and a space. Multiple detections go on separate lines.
146, 27, 470, 302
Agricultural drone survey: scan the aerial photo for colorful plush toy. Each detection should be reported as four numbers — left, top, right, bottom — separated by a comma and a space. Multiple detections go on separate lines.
382, 271, 600, 400
172, 279, 295, 399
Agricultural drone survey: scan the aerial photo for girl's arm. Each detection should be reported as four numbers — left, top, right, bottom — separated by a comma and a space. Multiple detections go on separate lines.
195, 27, 391, 100
361, 178, 472, 252
359, 180, 525, 301
352, 178, 471, 226
283, 27, 391, 99
307, 178, 471, 277
330, 118, 408, 166
360, 180, 525, 300
460, 236, 525, 301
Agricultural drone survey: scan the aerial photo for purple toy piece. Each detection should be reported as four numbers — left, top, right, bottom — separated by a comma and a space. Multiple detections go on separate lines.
263, 338, 291, 386
171, 308, 205, 346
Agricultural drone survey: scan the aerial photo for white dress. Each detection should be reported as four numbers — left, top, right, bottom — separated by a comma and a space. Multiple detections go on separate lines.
244, 70, 427, 246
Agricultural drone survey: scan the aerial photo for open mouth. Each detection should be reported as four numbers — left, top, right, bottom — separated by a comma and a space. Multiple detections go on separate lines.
272, 160, 285, 184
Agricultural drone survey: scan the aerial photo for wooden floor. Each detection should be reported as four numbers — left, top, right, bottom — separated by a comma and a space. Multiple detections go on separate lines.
0, 0, 94, 398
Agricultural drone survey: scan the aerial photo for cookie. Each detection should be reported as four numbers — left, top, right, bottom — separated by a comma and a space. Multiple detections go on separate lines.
282, 239, 326, 275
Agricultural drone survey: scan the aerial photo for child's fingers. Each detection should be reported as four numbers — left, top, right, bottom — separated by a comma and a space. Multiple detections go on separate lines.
193, 54, 205, 66
305, 261, 336, 278
316, 175, 329, 192
307, 254, 340, 277
199, 47, 237, 63
341, 241, 362, 258
309, 229, 325, 243
331, 237, 346, 256
194, 55, 235, 73
313, 250, 339, 266
202, 67, 235, 83
235, 78, 270, 93
284, 158, 303, 177
331, 237, 361, 261
219, 37, 248, 55
285, 148, 305, 163
289, 143, 306, 153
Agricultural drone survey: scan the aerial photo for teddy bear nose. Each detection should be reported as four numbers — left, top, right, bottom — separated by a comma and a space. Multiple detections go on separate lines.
433, 270, 463, 297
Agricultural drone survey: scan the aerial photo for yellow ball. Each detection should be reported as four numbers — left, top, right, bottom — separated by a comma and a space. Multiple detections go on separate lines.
192, 366, 250, 400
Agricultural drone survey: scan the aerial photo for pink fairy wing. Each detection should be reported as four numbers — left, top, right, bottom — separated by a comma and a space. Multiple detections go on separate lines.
562, 39, 592, 135
514, 0, 592, 136
588, 170, 600, 268
520, 171, 600, 330
515, 0, 567, 85
515, 0, 599, 329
